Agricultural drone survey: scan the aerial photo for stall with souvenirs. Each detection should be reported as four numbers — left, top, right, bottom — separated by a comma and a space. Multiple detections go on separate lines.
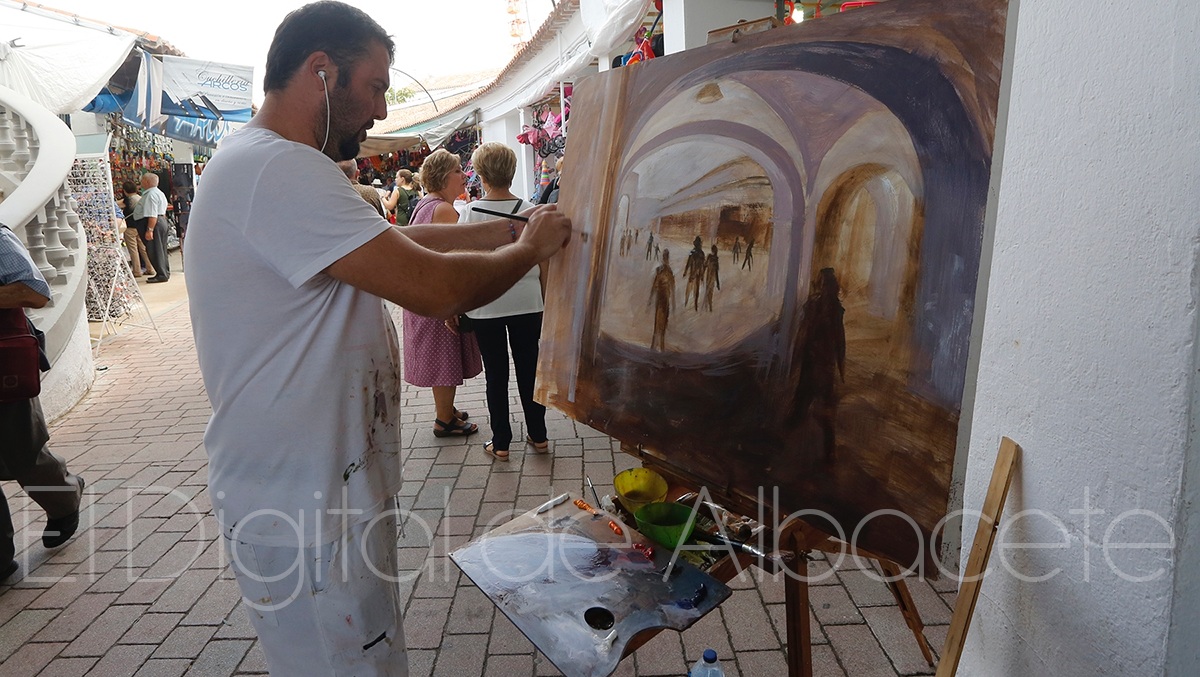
518, 86, 569, 204
107, 117, 196, 251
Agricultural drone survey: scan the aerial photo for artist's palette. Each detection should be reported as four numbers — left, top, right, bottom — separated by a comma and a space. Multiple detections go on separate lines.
451, 493, 731, 677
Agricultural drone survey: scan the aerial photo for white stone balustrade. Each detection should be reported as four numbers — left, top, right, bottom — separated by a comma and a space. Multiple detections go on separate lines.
0, 84, 90, 385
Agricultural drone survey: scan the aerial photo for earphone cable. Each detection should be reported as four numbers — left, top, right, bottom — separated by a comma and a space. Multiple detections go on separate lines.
319, 74, 330, 154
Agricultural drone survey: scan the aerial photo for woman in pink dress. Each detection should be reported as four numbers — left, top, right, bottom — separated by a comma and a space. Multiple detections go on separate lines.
403, 149, 481, 436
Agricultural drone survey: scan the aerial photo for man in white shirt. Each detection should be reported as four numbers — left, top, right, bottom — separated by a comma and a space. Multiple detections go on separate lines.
132, 172, 171, 282
184, 2, 570, 675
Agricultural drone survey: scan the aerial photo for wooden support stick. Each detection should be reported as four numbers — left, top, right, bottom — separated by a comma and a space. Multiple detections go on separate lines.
879, 560, 936, 667
935, 437, 1021, 676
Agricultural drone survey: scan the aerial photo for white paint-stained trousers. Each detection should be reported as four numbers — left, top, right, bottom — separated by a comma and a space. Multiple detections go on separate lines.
225, 505, 408, 676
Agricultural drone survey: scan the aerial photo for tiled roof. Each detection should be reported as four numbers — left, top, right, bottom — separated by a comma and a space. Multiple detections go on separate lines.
374, 70, 502, 134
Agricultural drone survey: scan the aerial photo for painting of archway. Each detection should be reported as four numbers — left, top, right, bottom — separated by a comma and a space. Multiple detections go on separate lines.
538, 0, 1010, 571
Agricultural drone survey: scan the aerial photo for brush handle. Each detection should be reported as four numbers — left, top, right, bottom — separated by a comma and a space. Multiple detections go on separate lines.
470, 206, 529, 222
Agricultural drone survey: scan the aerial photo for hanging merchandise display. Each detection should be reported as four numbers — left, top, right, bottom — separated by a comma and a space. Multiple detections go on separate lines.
445, 126, 481, 165
107, 115, 186, 250
108, 115, 175, 188
394, 141, 432, 174
66, 153, 137, 321
518, 104, 567, 159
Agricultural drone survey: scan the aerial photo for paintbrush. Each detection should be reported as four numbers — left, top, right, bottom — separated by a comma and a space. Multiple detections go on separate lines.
473, 205, 591, 242
586, 476, 602, 506
470, 206, 529, 222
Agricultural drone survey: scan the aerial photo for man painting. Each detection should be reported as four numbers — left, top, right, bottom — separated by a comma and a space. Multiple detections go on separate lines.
183, 3, 571, 674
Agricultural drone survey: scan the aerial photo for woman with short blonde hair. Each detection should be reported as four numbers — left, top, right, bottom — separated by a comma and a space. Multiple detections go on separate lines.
457, 142, 549, 460
471, 142, 517, 190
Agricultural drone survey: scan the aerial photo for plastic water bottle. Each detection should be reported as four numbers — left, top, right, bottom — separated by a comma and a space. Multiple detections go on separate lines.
688, 648, 725, 676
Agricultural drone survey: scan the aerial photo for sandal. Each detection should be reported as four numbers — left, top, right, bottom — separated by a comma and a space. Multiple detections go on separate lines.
483, 440, 510, 461
454, 409, 470, 421
433, 417, 478, 438
526, 437, 550, 453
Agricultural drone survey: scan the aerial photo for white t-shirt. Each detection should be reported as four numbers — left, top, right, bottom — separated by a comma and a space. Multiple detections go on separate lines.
459, 198, 543, 319
185, 127, 402, 547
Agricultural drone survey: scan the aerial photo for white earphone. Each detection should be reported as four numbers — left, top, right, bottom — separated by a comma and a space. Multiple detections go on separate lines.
318, 69, 330, 154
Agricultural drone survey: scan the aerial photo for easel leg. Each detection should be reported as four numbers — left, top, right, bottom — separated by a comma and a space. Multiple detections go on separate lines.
879, 560, 936, 667
784, 542, 813, 676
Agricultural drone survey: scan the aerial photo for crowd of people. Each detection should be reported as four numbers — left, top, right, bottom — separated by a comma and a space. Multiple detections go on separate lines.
341, 141, 558, 459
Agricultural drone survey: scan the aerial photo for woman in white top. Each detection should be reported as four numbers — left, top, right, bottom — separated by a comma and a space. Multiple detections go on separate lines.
459, 142, 549, 460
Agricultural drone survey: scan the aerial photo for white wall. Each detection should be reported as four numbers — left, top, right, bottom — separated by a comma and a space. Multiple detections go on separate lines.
67, 112, 104, 135
961, 1, 1200, 675
662, 0, 774, 54
480, 110, 538, 200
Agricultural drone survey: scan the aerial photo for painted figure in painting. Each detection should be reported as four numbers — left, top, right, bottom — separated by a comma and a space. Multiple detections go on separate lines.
684, 236, 706, 311
732, 236, 741, 264
741, 237, 754, 271
645, 233, 655, 260
788, 268, 846, 458
648, 249, 675, 350
703, 244, 720, 312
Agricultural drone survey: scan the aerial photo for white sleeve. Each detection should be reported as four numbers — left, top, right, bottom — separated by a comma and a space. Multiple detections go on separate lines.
243, 149, 391, 288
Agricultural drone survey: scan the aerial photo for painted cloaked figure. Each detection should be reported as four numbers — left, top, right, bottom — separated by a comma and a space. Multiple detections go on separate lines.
683, 236, 706, 311
703, 244, 720, 311
788, 268, 846, 458
648, 249, 675, 350
732, 236, 741, 264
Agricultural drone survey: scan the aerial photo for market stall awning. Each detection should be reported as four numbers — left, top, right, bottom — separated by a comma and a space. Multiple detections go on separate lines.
0, 1, 136, 114
357, 111, 476, 158
358, 133, 421, 158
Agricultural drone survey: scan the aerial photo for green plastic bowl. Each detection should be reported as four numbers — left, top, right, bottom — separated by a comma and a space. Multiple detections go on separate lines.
634, 502, 697, 549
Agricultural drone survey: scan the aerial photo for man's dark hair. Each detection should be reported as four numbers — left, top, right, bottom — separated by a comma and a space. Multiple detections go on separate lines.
263, 1, 395, 93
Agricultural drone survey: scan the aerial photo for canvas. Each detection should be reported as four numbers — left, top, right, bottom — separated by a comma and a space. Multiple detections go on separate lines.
537, 0, 1010, 571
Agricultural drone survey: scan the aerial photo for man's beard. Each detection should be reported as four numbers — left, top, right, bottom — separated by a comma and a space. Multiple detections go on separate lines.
321, 97, 362, 162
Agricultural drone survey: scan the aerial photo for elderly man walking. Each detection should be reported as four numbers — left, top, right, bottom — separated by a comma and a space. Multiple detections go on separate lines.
133, 172, 171, 283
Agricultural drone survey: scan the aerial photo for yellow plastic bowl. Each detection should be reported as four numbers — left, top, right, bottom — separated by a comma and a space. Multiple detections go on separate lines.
613, 468, 668, 515
634, 502, 697, 549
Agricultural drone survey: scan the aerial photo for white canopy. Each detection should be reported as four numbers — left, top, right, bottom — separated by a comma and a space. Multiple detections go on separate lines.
515, 0, 652, 108
0, 1, 136, 114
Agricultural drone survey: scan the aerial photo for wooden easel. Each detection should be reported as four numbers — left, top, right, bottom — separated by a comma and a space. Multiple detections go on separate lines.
621, 437, 1020, 676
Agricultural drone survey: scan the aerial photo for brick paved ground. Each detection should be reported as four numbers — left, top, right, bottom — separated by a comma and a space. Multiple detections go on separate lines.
1, 292, 959, 676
